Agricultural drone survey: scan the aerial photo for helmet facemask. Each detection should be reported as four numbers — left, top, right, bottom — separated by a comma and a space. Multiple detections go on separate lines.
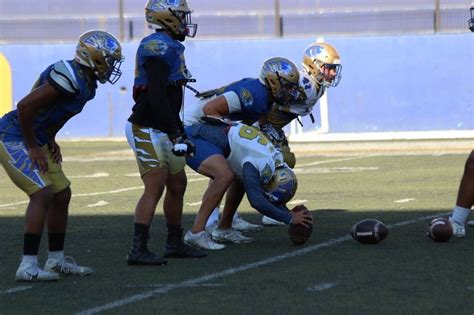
145, 0, 197, 41
303, 43, 342, 88
75, 30, 124, 84
469, 6, 474, 32
260, 57, 300, 105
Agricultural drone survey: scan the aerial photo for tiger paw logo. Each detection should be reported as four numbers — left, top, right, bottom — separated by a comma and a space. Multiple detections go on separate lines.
240, 89, 253, 107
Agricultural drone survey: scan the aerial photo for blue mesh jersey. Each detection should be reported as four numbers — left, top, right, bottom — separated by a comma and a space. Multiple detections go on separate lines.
216, 78, 270, 123
0, 60, 96, 146
134, 31, 192, 86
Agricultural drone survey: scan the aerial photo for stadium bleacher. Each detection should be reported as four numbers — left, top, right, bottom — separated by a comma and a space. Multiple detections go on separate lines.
0, 0, 470, 43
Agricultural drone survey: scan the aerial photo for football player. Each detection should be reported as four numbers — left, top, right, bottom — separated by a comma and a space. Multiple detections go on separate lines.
125, 0, 206, 266
184, 57, 300, 232
258, 42, 342, 226
0, 30, 124, 281
183, 122, 312, 250
448, 6, 474, 234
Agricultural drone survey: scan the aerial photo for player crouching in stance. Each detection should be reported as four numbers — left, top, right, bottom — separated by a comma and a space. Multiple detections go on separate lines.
258, 42, 342, 226
183, 122, 312, 250
125, 0, 205, 266
0, 30, 124, 281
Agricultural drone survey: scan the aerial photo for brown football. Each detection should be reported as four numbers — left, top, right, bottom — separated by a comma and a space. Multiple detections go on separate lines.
288, 206, 313, 245
427, 217, 453, 242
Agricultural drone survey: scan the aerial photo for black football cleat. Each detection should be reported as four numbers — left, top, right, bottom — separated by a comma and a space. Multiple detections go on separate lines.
163, 242, 207, 258
164, 228, 207, 258
126, 248, 168, 266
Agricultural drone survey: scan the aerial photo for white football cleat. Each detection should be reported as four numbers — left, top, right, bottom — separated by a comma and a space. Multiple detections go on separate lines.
212, 228, 254, 244
15, 262, 59, 282
44, 257, 93, 276
232, 214, 263, 232
184, 230, 225, 250
449, 218, 466, 237
262, 215, 285, 226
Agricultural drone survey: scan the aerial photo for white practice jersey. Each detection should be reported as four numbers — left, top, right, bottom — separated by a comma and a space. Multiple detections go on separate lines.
276, 70, 326, 116
226, 123, 283, 184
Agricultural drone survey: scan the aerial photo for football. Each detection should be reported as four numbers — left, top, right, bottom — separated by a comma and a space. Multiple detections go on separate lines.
351, 219, 388, 244
288, 205, 313, 245
427, 217, 453, 242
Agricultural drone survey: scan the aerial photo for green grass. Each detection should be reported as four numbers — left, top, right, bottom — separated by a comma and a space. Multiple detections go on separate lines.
0, 141, 473, 314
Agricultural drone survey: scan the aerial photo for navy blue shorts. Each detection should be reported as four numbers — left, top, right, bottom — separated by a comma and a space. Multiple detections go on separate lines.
185, 124, 229, 171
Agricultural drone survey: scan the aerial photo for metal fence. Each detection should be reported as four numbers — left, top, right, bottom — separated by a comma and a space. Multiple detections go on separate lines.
0, 0, 471, 43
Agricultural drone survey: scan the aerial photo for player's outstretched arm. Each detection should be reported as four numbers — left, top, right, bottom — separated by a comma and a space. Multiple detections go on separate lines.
242, 162, 292, 224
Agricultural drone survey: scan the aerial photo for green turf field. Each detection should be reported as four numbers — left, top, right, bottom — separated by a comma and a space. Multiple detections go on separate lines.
0, 140, 473, 314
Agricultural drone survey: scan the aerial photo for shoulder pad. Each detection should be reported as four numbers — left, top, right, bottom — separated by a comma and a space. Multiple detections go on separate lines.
49, 60, 80, 95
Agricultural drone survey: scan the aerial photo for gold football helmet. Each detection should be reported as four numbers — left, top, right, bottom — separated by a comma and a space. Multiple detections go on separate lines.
263, 165, 298, 205
260, 57, 300, 105
75, 30, 124, 84
302, 42, 342, 87
145, 0, 197, 40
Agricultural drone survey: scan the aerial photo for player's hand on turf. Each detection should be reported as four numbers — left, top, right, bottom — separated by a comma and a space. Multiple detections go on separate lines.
290, 205, 313, 228
172, 137, 196, 157
48, 141, 62, 164
28, 146, 48, 173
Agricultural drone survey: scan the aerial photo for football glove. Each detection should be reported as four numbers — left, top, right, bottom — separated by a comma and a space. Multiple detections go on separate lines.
171, 136, 196, 157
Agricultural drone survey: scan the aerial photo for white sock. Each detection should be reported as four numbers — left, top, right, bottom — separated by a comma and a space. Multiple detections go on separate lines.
22, 255, 38, 265
48, 251, 64, 261
451, 206, 471, 225
205, 208, 220, 228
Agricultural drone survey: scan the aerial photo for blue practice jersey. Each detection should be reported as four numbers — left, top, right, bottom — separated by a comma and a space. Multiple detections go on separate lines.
0, 60, 96, 146
134, 31, 192, 86
218, 78, 270, 123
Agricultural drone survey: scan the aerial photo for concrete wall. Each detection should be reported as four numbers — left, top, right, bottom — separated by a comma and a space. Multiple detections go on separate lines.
0, 34, 473, 139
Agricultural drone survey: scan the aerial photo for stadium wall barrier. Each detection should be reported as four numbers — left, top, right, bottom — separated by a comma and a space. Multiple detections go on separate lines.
0, 53, 13, 117
0, 34, 472, 140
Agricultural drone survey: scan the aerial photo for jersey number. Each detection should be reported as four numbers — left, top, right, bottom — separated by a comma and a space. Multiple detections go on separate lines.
238, 126, 268, 145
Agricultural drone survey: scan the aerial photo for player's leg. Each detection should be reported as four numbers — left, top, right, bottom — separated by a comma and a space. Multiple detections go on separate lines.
0, 139, 59, 281
163, 168, 206, 258
125, 122, 168, 265
212, 180, 253, 244
450, 151, 474, 237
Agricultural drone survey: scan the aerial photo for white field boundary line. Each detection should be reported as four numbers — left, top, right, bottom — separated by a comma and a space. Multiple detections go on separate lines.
0, 178, 208, 209
0, 285, 33, 295
75, 212, 447, 315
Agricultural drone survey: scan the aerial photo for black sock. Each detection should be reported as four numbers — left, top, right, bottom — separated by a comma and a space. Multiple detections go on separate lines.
48, 232, 65, 252
23, 233, 42, 256
166, 224, 182, 234
134, 223, 149, 236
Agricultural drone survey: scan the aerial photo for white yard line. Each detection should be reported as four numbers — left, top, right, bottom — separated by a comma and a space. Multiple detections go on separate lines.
75, 212, 445, 315
307, 282, 338, 292
0, 285, 32, 295
297, 156, 371, 167
394, 198, 415, 204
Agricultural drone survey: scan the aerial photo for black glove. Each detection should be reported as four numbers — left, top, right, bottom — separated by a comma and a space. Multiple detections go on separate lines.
171, 136, 196, 157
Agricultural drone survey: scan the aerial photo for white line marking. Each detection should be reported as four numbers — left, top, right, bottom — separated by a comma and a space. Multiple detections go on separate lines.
0, 286, 33, 295
69, 172, 109, 179
75, 212, 444, 315
294, 167, 378, 174
307, 282, 338, 292
467, 221, 474, 227
288, 199, 308, 205
186, 201, 202, 206
126, 283, 224, 289
394, 198, 415, 204
297, 156, 371, 167
87, 201, 109, 207
0, 178, 208, 208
